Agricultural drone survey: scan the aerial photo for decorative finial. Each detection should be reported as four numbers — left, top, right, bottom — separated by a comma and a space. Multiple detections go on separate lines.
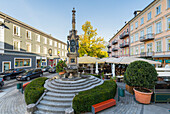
72, 7, 76, 30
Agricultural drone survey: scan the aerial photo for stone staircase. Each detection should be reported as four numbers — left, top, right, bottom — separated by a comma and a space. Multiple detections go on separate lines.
34, 76, 104, 114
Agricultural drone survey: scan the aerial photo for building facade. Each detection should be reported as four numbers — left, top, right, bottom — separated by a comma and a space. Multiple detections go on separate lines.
108, 23, 130, 58
0, 11, 67, 72
108, 0, 170, 67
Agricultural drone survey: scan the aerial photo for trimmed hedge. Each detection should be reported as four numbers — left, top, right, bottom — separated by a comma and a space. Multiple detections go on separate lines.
124, 61, 157, 89
91, 74, 101, 79
24, 77, 48, 105
73, 80, 117, 113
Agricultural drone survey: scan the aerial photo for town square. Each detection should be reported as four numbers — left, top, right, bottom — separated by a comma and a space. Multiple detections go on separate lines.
0, 0, 170, 114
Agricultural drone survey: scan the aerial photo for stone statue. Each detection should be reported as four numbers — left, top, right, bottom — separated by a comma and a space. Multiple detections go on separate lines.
67, 40, 70, 53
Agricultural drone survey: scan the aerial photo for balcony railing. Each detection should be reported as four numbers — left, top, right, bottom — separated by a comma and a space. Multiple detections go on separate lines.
119, 42, 129, 48
120, 31, 129, 39
140, 51, 154, 57
107, 45, 111, 48
107, 50, 111, 53
112, 47, 118, 51
112, 40, 118, 45
140, 33, 155, 42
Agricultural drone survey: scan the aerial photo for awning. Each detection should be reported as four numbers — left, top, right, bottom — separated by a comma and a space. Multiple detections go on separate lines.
153, 55, 170, 58
78, 55, 105, 64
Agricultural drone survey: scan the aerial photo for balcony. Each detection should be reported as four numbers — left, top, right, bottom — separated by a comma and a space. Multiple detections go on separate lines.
112, 40, 118, 45
120, 31, 129, 39
107, 50, 111, 53
140, 51, 154, 57
112, 47, 118, 51
119, 42, 129, 48
112, 55, 118, 58
140, 33, 155, 42
107, 45, 111, 48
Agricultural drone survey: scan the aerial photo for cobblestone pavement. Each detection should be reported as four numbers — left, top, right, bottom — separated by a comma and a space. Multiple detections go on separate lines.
0, 73, 58, 114
98, 82, 170, 114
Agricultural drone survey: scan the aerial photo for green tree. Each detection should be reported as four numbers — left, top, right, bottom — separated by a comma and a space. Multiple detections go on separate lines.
78, 21, 108, 58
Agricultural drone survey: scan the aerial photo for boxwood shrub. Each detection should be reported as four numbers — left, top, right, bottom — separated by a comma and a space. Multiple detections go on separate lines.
73, 80, 117, 113
91, 74, 101, 79
24, 77, 48, 105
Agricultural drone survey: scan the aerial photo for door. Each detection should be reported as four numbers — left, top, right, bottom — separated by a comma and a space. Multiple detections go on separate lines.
3, 62, 11, 72
147, 43, 153, 56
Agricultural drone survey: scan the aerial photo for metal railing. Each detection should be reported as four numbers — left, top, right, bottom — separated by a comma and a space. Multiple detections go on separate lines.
120, 31, 129, 39
112, 40, 118, 45
119, 42, 129, 48
140, 33, 155, 42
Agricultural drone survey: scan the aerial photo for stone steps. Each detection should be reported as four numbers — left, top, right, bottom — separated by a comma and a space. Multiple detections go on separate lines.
45, 92, 75, 98
40, 100, 72, 107
48, 78, 101, 90
35, 105, 66, 114
43, 96, 73, 102
51, 77, 98, 87
35, 76, 104, 114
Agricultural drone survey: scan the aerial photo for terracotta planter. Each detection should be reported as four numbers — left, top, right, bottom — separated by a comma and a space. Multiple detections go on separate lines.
133, 88, 153, 104
125, 84, 134, 94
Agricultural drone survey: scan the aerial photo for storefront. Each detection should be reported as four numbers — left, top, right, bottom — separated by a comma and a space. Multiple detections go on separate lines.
36, 56, 47, 68
153, 55, 170, 67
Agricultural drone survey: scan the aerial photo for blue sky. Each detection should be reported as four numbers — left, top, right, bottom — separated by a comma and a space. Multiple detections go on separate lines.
0, 0, 153, 43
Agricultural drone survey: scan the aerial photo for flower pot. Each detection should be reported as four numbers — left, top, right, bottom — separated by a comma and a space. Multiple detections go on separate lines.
125, 84, 134, 94
133, 88, 153, 104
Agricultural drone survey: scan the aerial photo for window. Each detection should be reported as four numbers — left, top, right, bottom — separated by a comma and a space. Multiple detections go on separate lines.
55, 49, 57, 55
130, 35, 134, 43
135, 21, 138, 28
62, 44, 64, 49
135, 46, 138, 55
26, 30, 31, 39
167, 39, 170, 51
130, 47, 133, 55
65, 51, 67, 56
44, 37, 47, 44
147, 43, 152, 53
65, 45, 67, 50
126, 48, 129, 54
156, 21, 162, 34
13, 40, 20, 51
36, 45, 40, 53
43, 47, 47, 54
26, 43, 31, 52
54, 41, 57, 47
140, 45, 144, 53
15, 58, 31, 68
131, 25, 133, 31
156, 40, 162, 52
147, 26, 152, 35
147, 12, 152, 21
13, 25, 20, 36
167, 17, 170, 30
58, 43, 61, 48
123, 49, 126, 55
36, 34, 40, 42
141, 17, 144, 25
49, 39, 52, 46
156, 5, 161, 15
62, 51, 64, 56
140, 30, 144, 37
135, 33, 139, 42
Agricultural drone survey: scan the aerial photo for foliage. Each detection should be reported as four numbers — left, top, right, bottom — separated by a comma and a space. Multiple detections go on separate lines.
56, 60, 67, 73
91, 74, 101, 79
24, 77, 48, 105
78, 21, 108, 58
73, 80, 117, 113
124, 61, 157, 89
101, 72, 104, 78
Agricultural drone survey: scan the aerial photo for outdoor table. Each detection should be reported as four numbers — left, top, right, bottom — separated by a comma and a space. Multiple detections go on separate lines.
116, 76, 124, 82
104, 73, 112, 79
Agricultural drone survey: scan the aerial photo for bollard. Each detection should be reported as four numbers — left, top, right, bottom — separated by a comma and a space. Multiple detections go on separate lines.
118, 88, 125, 101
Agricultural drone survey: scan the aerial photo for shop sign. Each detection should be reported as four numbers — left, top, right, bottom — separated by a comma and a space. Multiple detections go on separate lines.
155, 60, 162, 63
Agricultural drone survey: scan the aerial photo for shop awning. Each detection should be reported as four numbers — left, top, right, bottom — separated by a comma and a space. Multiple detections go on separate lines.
78, 55, 105, 64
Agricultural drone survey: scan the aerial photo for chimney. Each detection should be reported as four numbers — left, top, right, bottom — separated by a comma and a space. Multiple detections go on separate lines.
134, 10, 141, 17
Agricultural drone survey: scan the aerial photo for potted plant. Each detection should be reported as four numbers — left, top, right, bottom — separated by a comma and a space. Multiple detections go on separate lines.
56, 60, 67, 75
124, 61, 157, 104
101, 72, 104, 80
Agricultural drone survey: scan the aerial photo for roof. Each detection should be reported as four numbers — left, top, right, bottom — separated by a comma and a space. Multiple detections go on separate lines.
0, 11, 66, 45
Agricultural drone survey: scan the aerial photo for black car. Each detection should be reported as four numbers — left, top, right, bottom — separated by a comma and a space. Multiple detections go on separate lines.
42, 66, 51, 72
49, 67, 56, 73
1, 69, 26, 80
16, 69, 43, 81
0, 77, 4, 88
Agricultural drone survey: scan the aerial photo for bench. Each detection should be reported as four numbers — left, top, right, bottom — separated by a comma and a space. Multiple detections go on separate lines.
92, 99, 116, 114
23, 82, 30, 89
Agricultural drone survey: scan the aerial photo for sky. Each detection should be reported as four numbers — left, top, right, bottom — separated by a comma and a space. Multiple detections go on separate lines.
0, 0, 153, 43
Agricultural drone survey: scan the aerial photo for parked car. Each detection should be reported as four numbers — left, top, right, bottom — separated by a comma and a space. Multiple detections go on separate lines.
16, 69, 43, 81
42, 66, 51, 72
1, 69, 26, 80
0, 77, 4, 88
49, 67, 56, 73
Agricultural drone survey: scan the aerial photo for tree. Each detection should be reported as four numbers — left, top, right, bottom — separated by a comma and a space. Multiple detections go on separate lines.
78, 21, 108, 58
